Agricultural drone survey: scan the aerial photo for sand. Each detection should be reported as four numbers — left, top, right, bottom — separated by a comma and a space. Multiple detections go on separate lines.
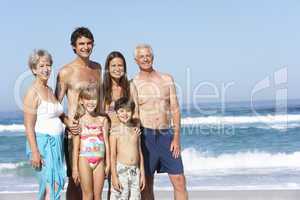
0, 189, 299, 200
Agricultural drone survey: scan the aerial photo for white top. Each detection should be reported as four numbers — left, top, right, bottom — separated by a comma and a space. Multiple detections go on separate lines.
35, 100, 64, 135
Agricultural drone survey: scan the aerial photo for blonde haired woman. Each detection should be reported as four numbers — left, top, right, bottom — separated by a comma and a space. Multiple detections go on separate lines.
24, 49, 71, 200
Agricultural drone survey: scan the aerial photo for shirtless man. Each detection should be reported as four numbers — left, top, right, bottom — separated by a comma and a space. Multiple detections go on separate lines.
55, 27, 102, 200
132, 44, 188, 200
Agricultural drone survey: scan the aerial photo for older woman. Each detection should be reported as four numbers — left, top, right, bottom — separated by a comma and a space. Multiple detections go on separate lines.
24, 49, 69, 200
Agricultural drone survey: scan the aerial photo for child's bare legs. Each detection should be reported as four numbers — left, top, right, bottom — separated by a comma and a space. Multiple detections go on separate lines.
93, 161, 105, 200
79, 157, 94, 200
79, 157, 105, 200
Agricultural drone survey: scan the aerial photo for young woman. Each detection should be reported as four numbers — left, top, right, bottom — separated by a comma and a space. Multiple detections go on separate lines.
103, 51, 140, 198
103, 51, 139, 127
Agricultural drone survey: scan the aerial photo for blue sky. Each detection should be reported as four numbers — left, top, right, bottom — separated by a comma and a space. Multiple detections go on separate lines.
1, 0, 300, 110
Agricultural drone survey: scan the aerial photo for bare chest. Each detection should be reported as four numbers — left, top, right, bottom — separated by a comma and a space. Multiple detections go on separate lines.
135, 79, 170, 104
68, 69, 101, 91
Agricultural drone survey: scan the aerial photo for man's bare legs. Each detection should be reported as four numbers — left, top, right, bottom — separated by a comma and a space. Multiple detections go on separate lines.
66, 178, 82, 200
169, 174, 188, 200
141, 175, 154, 200
65, 137, 82, 200
107, 175, 111, 200
142, 174, 187, 200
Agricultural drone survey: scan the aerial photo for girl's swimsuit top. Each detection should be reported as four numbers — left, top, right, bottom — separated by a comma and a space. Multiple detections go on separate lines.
80, 124, 104, 139
80, 124, 105, 159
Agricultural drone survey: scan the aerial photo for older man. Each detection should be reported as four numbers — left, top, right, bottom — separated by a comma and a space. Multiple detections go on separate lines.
132, 44, 188, 200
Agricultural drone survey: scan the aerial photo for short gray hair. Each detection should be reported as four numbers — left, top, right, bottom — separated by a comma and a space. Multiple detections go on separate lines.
134, 44, 154, 58
28, 49, 53, 74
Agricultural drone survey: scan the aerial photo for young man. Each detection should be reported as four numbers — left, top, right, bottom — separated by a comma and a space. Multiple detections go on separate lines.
132, 44, 188, 200
109, 97, 145, 200
55, 27, 102, 200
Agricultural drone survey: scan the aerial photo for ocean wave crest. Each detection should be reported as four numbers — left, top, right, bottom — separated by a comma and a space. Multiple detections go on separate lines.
0, 162, 28, 171
0, 124, 25, 132
1, 149, 300, 178
1, 114, 300, 133
182, 148, 300, 173
181, 114, 300, 126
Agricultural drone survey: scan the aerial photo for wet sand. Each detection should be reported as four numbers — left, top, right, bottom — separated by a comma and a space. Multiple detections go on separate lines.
0, 189, 299, 200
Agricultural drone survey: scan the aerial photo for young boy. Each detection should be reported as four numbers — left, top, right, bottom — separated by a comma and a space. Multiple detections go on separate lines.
110, 97, 145, 200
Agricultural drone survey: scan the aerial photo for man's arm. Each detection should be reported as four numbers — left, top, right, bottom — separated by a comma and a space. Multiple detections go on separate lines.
72, 133, 80, 185
168, 75, 181, 158
169, 76, 181, 136
93, 62, 103, 113
138, 136, 145, 191
55, 67, 80, 135
55, 68, 68, 102
130, 81, 140, 120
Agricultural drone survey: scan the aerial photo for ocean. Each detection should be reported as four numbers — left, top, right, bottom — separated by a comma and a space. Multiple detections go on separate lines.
1, 100, 300, 192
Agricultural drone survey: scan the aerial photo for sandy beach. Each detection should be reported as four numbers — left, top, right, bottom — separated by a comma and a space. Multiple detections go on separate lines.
0, 189, 299, 200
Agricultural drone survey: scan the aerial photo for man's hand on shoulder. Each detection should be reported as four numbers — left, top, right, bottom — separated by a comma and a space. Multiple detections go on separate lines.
133, 127, 142, 136
55, 65, 71, 101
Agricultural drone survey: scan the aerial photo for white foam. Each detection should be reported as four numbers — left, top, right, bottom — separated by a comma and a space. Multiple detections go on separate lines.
0, 162, 27, 170
0, 124, 25, 132
2, 150, 300, 174
181, 148, 300, 173
1, 114, 300, 132
181, 114, 300, 126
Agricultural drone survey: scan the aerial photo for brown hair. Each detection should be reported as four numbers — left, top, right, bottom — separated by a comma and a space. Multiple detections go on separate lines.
70, 27, 94, 54
103, 51, 130, 106
114, 97, 135, 112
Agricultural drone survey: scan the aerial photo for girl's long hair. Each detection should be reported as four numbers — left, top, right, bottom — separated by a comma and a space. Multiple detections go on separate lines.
103, 51, 130, 106
74, 87, 101, 120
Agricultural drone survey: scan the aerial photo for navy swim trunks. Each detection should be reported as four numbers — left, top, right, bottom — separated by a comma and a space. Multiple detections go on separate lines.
141, 127, 184, 176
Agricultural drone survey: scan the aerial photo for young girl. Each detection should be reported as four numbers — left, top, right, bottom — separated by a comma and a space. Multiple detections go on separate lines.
72, 87, 110, 200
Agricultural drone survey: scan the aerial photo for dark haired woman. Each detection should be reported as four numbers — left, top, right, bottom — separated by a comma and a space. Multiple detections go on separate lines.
103, 51, 139, 127
103, 51, 140, 199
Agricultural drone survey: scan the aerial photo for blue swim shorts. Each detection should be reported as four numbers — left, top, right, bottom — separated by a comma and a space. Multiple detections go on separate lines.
141, 127, 184, 176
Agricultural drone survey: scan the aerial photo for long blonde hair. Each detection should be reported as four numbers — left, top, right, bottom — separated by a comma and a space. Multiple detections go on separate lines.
75, 87, 100, 120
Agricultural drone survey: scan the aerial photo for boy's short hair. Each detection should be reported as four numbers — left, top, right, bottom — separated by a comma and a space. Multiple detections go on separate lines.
114, 97, 135, 112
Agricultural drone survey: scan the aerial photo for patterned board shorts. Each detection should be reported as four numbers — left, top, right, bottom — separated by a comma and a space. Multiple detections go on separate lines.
110, 162, 141, 200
